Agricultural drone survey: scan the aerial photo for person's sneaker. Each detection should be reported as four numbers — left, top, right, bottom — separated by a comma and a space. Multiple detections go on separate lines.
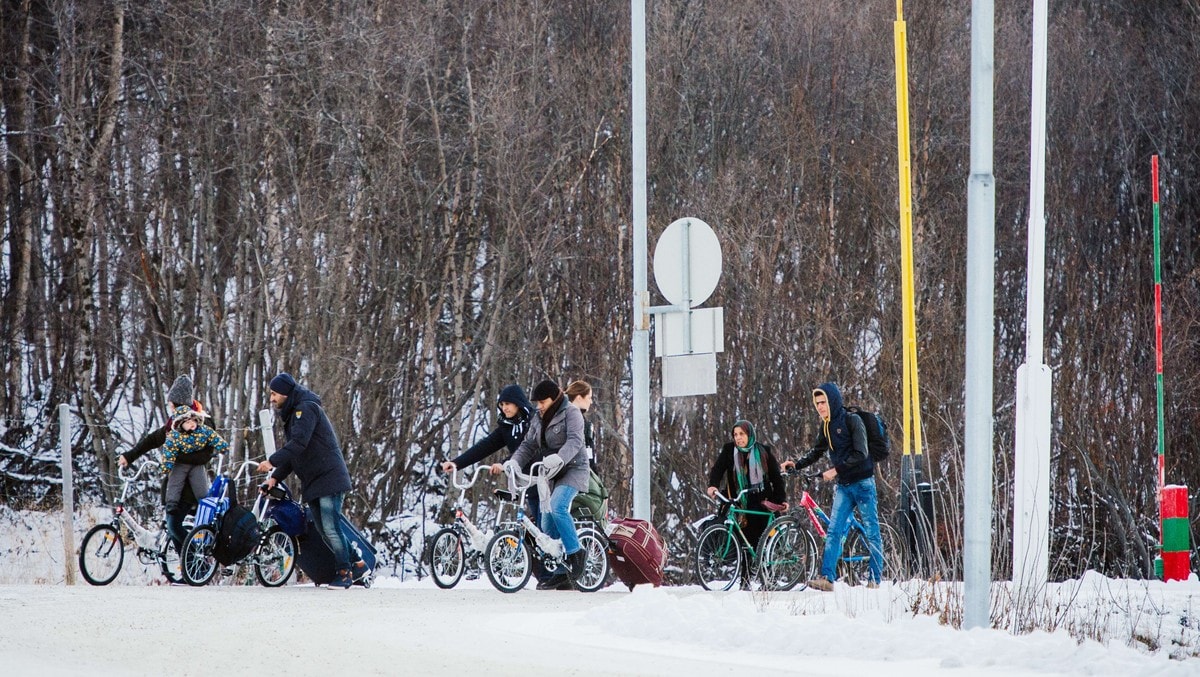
329, 568, 353, 589
536, 573, 570, 590
866, 581, 879, 589
351, 560, 372, 583
565, 550, 588, 581
807, 575, 833, 592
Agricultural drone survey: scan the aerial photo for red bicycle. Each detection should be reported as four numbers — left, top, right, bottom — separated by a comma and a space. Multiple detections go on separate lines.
760, 470, 903, 587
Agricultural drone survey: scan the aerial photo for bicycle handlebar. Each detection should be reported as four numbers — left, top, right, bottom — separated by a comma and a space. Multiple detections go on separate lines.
707, 487, 750, 506
502, 460, 543, 495
782, 467, 823, 480
451, 465, 491, 490
117, 459, 160, 484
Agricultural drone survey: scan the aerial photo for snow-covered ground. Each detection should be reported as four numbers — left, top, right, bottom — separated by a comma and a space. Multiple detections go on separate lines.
2, 506, 1197, 676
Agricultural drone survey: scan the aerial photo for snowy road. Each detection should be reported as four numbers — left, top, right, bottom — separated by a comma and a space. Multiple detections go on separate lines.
1, 577, 1194, 677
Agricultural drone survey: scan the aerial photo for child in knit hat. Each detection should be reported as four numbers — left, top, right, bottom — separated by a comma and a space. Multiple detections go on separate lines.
160, 405, 229, 550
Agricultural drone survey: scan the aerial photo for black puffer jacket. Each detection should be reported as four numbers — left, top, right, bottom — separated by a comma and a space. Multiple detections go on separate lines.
268, 385, 352, 503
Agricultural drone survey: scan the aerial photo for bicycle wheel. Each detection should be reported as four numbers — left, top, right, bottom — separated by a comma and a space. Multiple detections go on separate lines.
839, 521, 895, 586
757, 517, 815, 592
878, 521, 908, 582
79, 524, 124, 586
694, 523, 743, 591
837, 528, 868, 585
159, 537, 184, 584
181, 525, 219, 586
484, 529, 532, 593
570, 527, 610, 593
430, 527, 466, 589
254, 526, 297, 587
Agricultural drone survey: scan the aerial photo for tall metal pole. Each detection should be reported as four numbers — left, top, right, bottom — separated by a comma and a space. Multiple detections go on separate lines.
963, 0, 995, 631
1013, 0, 1052, 592
893, 0, 925, 547
630, 0, 651, 520
1152, 155, 1165, 500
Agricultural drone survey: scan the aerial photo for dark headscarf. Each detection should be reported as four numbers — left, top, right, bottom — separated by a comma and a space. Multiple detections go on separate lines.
731, 420, 765, 494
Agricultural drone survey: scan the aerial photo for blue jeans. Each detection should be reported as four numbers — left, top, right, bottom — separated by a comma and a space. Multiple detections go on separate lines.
526, 491, 551, 582
540, 484, 581, 557
821, 476, 884, 584
309, 493, 354, 570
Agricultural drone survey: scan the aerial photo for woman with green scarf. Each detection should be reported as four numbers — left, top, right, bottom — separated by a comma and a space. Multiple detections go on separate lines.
705, 420, 787, 551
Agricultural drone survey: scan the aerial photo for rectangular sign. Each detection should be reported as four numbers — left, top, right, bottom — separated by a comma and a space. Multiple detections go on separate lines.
654, 307, 724, 357
662, 353, 717, 397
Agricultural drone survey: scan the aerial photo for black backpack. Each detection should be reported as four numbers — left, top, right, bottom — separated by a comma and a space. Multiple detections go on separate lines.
213, 504, 262, 565
846, 406, 890, 463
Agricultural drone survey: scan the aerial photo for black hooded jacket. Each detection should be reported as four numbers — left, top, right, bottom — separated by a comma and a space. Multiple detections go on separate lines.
792, 382, 873, 485
267, 384, 352, 503
450, 384, 536, 470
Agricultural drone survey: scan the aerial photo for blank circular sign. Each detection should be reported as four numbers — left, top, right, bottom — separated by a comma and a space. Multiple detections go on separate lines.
653, 217, 722, 307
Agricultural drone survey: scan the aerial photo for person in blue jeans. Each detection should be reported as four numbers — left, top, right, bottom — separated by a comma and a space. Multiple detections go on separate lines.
440, 384, 551, 585
506, 379, 590, 590
259, 372, 367, 589
782, 382, 884, 590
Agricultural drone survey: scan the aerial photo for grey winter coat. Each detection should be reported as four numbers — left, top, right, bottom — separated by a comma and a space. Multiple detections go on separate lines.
509, 399, 589, 493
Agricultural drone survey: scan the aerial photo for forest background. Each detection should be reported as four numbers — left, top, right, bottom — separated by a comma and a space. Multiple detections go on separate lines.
2, 1, 1199, 580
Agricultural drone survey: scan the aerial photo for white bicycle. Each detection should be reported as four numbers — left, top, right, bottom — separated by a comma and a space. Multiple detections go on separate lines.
79, 459, 189, 585
428, 465, 514, 589
483, 461, 610, 593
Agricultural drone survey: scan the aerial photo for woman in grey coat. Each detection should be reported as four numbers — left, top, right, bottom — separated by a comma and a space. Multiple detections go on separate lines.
506, 379, 589, 588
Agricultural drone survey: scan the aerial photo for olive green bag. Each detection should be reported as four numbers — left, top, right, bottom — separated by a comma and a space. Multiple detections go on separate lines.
570, 469, 610, 526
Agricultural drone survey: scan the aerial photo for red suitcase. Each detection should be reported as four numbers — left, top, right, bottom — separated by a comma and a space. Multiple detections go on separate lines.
606, 517, 667, 589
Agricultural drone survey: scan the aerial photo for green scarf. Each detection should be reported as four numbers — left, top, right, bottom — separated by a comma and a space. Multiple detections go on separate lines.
732, 420, 765, 500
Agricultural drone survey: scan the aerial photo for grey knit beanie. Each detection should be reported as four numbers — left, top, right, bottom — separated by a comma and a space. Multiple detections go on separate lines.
166, 375, 193, 405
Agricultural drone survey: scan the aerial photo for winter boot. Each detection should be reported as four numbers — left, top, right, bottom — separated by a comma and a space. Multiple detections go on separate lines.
566, 549, 588, 582
807, 575, 833, 592
329, 568, 353, 589
536, 573, 570, 590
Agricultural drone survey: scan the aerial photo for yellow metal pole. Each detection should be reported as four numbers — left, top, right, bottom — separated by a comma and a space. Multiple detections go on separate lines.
895, 1, 924, 459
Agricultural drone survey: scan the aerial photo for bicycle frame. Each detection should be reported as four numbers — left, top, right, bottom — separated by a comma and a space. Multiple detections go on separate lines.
110, 460, 168, 553
789, 472, 873, 573
706, 488, 779, 564
500, 461, 573, 563
448, 465, 502, 554
483, 461, 611, 593
798, 485, 869, 538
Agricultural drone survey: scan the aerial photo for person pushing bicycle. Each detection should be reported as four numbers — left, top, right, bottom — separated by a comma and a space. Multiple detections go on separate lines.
781, 382, 884, 590
705, 420, 787, 558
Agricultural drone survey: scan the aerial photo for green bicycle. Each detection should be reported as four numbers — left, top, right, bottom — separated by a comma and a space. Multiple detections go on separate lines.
693, 487, 815, 591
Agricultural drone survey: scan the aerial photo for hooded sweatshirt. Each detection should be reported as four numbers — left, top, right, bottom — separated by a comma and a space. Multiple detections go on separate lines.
792, 382, 873, 485
450, 384, 536, 470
